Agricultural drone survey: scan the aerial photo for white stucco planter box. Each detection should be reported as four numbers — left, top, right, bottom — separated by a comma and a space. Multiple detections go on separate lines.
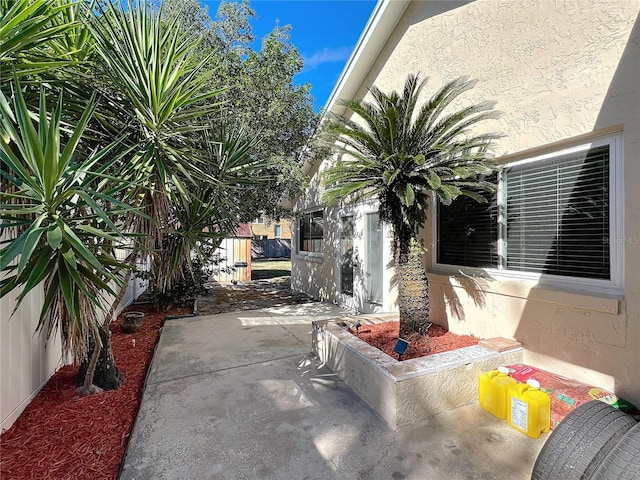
312, 318, 523, 429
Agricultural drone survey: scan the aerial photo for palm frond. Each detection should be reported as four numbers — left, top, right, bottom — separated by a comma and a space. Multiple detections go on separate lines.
320, 73, 501, 246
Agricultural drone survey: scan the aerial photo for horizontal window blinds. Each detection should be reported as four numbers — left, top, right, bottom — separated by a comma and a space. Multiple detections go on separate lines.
437, 188, 498, 268
505, 145, 610, 279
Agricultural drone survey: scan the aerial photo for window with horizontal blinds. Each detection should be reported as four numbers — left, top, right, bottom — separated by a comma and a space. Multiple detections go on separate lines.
436, 139, 616, 284
505, 145, 610, 279
437, 188, 499, 268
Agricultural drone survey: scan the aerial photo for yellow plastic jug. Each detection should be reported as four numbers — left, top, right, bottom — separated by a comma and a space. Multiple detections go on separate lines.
506, 379, 551, 438
478, 367, 517, 419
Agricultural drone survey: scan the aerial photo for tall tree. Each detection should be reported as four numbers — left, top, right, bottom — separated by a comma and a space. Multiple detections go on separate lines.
76, 1, 237, 388
1, 0, 132, 393
0, 0, 236, 392
161, 0, 317, 221
89, 0, 224, 288
320, 74, 501, 338
0, 0, 310, 394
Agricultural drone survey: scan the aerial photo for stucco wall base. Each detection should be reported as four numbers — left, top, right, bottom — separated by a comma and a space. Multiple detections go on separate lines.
312, 318, 523, 429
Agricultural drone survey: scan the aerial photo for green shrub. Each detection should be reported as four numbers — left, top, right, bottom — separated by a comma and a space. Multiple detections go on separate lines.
139, 260, 207, 311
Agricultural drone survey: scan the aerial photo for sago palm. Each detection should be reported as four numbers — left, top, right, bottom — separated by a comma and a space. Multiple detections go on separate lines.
321, 74, 501, 338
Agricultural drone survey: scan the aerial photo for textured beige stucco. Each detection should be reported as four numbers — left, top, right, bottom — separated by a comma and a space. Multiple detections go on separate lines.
370, 0, 639, 404
365, 0, 639, 156
293, 0, 640, 406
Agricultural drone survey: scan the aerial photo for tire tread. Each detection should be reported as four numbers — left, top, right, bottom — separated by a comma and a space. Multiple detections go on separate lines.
591, 422, 640, 480
531, 400, 636, 480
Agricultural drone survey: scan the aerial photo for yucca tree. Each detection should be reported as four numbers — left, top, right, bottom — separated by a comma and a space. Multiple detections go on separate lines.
0, 83, 139, 393
1, 0, 266, 393
154, 122, 263, 289
0, 1, 262, 393
88, 0, 227, 292
321, 74, 501, 338
1, 0, 131, 393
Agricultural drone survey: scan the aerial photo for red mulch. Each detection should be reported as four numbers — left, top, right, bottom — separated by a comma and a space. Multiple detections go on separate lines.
0, 304, 190, 480
349, 321, 479, 361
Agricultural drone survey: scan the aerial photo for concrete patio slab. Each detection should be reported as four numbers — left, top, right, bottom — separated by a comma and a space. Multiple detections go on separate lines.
120, 302, 546, 480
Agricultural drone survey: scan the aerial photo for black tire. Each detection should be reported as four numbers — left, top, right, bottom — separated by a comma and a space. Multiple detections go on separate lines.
531, 400, 637, 480
590, 421, 640, 480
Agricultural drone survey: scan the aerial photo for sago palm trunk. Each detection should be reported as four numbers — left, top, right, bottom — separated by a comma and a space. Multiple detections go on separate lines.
394, 237, 431, 339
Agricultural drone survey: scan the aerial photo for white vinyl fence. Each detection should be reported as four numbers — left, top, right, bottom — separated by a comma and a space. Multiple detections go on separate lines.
0, 275, 145, 432
0, 285, 63, 432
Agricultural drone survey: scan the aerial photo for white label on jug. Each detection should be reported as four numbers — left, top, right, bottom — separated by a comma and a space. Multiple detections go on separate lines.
511, 397, 528, 432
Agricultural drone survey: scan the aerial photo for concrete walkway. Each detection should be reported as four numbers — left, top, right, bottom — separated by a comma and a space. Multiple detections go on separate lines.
120, 302, 545, 480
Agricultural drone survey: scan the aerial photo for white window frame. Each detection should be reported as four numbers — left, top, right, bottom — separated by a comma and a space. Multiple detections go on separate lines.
432, 134, 624, 296
297, 208, 324, 258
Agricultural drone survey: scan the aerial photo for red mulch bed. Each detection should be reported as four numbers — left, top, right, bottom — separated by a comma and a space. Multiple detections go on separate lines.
0, 304, 189, 480
349, 321, 479, 361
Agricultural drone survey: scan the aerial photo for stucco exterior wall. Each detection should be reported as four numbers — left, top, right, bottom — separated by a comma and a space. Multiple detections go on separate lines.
291, 164, 334, 301
292, 172, 398, 312
294, 0, 640, 406
362, 0, 639, 404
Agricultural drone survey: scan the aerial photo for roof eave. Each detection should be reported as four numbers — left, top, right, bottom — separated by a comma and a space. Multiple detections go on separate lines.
323, 0, 411, 118
286, 0, 409, 211
299, 0, 410, 179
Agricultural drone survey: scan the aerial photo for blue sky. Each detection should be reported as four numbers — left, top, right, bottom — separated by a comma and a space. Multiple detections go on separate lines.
203, 1, 377, 111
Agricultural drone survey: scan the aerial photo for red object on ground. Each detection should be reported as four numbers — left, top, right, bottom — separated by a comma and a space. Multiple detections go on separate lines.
505, 363, 639, 429
0, 304, 189, 480
349, 321, 479, 361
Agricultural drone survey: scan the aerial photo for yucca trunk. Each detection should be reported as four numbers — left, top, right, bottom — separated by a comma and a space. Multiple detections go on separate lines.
77, 324, 123, 391
394, 237, 431, 339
